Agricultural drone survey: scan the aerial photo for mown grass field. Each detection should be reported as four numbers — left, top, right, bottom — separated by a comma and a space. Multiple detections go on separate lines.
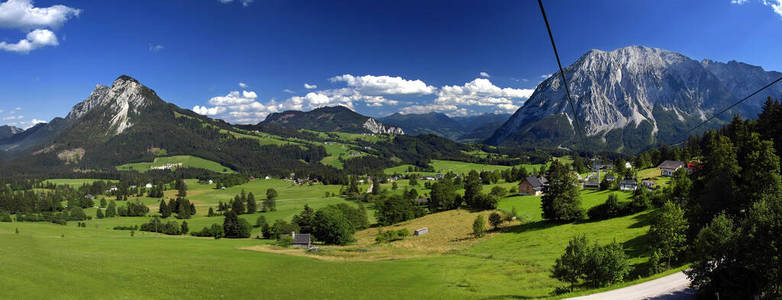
115, 155, 235, 173
3, 160, 662, 299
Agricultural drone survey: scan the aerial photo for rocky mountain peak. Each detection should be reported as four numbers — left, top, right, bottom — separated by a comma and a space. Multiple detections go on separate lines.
66, 75, 158, 135
488, 45, 751, 153
362, 118, 404, 135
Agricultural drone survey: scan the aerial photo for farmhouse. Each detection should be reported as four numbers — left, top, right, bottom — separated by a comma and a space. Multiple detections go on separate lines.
642, 180, 658, 190
519, 176, 548, 196
605, 174, 616, 182
619, 179, 638, 191
658, 160, 685, 177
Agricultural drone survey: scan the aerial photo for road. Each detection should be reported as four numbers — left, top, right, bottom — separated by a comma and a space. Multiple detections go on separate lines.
567, 271, 694, 300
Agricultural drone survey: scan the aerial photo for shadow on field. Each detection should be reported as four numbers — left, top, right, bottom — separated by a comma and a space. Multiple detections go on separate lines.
479, 295, 548, 300
628, 211, 655, 228
505, 220, 557, 234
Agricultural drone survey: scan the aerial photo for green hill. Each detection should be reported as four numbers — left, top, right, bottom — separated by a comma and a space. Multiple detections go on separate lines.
115, 155, 234, 173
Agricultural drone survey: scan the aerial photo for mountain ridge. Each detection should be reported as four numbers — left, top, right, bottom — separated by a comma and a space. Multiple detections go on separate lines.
487, 45, 774, 153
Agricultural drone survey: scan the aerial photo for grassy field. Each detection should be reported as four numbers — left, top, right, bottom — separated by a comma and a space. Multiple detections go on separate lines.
6, 160, 661, 299
384, 159, 545, 176
115, 155, 235, 173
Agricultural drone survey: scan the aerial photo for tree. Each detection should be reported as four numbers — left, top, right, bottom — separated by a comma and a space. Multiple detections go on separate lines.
255, 215, 266, 228
738, 133, 782, 212
463, 170, 482, 207
489, 212, 502, 230
292, 204, 316, 233
271, 219, 300, 239
264, 189, 278, 211
100, 198, 107, 208
246, 192, 257, 214
159, 199, 171, 218
96, 209, 104, 219
472, 215, 486, 238
429, 178, 458, 212
573, 155, 587, 173
176, 179, 187, 197
551, 235, 589, 291
541, 160, 584, 222
208, 207, 216, 217
584, 241, 630, 288
312, 206, 355, 245
687, 213, 738, 297
222, 211, 251, 238
375, 195, 423, 225
408, 176, 418, 186
490, 186, 507, 198
180, 220, 189, 234
649, 201, 688, 267
231, 196, 245, 215
391, 181, 398, 190
106, 200, 117, 218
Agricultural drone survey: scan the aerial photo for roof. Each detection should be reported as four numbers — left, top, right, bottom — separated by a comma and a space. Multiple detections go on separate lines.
414, 198, 429, 204
524, 176, 548, 188
658, 160, 685, 170
293, 234, 311, 245
619, 179, 637, 185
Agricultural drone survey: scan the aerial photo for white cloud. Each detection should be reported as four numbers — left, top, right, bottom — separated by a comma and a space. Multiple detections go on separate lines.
2, 115, 23, 121
304, 83, 317, 89
732, 0, 782, 17
217, 0, 254, 7
480, 71, 490, 78
238, 82, 247, 88
330, 74, 436, 95
148, 44, 164, 52
434, 78, 533, 113
0, 28, 58, 53
540, 74, 551, 79
282, 89, 295, 94
0, 0, 80, 30
14, 107, 21, 110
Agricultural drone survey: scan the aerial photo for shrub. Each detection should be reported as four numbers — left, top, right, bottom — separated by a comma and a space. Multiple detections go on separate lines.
489, 212, 503, 230
473, 215, 486, 237
375, 229, 411, 243
312, 206, 355, 245
278, 235, 294, 247
490, 186, 507, 198
191, 224, 224, 238
0, 211, 12, 222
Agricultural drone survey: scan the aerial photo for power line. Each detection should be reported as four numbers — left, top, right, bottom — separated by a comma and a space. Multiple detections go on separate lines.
671, 75, 782, 146
537, 0, 586, 150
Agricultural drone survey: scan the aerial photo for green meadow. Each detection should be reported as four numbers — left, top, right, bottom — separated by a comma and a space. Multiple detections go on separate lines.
115, 155, 235, 173
2, 160, 664, 299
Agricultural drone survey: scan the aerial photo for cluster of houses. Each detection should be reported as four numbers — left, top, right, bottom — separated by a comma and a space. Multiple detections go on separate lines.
517, 159, 691, 195
150, 163, 183, 171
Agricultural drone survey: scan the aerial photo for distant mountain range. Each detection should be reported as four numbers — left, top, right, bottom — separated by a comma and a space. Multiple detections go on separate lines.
379, 112, 510, 142
256, 106, 404, 135
0, 125, 22, 140
487, 46, 782, 153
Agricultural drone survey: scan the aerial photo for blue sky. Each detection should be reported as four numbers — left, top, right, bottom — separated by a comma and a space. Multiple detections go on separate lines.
0, 0, 781, 127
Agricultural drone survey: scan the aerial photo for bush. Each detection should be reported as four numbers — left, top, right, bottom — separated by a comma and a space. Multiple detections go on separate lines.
473, 215, 486, 237
552, 235, 630, 290
587, 194, 630, 220
489, 212, 503, 230
278, 235, 294, 247
0, 211, 12, 222
255, 215, 267, 228
113, 225, 139, 231
191, 224, 224, 238
375, 229, 410, 243
490, 186, 507, 198
68, 207, 88, 221
139, 217, 183, 235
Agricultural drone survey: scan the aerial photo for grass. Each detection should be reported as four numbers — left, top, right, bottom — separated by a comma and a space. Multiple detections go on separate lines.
116, 155, 235, 173
9, 163, 662, 299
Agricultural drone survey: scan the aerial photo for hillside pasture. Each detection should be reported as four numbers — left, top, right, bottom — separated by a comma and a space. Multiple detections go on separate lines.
115, 155, 234, 173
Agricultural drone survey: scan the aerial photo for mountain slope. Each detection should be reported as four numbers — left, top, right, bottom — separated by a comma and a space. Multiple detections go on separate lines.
0, 76, 334, 176
379, 112, 510, 142
380, 112, 464, 139
0, 125, 22, 140
259, 106, 404, 135
488, 46, 761, 153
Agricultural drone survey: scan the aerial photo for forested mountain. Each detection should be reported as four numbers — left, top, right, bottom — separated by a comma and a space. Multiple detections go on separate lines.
488, 46, 780, 153
0, 125, 21, 140
257, 106, 404, 135
0, 76, 336, 179
379, 112, 509, 142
